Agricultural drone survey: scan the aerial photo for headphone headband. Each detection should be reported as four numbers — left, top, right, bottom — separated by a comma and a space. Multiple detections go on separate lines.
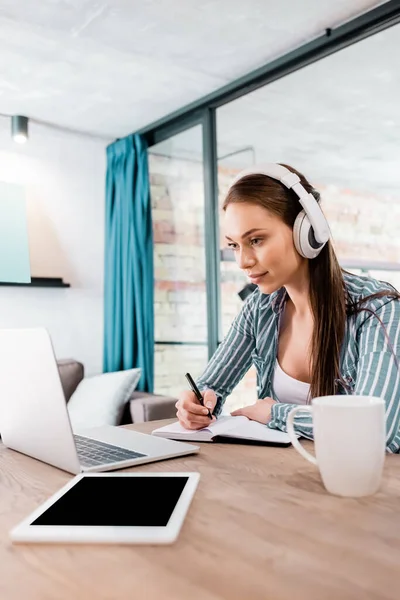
228, 164, 330, 245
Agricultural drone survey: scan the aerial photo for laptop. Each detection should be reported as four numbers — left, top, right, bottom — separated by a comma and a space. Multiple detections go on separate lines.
0, 328, 199, 474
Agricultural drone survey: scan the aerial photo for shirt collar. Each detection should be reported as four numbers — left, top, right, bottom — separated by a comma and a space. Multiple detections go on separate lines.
270, 287, 288, 314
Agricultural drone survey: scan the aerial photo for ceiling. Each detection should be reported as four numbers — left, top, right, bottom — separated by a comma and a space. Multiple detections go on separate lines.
152, 20, 400, 196
216, 20, 400, 194
0, 0, 385, 139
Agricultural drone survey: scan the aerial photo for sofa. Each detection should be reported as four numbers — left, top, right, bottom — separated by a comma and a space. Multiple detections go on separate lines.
57, 359, 177, 425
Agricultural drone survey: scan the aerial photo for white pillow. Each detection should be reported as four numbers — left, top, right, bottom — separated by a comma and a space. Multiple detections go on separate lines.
67, 368, 142, 432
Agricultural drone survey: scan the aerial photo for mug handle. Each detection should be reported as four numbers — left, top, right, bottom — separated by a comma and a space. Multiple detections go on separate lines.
286, 406, 317, 465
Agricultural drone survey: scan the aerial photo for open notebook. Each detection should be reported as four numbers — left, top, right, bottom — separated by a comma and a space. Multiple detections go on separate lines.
152, 415, 294, 446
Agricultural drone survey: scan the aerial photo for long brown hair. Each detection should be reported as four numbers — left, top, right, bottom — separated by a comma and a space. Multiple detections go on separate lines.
223, 164, 400, 399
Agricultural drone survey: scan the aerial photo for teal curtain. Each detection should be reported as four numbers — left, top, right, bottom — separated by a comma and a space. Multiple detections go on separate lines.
103, 134, 154, 392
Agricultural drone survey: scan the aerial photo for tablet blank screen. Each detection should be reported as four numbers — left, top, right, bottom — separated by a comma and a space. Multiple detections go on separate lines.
31, 476, 189, 527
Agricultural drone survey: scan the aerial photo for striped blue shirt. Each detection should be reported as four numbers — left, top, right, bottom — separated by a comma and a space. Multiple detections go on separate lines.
197, 272, 400, 453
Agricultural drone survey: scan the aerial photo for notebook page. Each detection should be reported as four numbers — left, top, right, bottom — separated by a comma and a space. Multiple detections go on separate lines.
225, 419, 293, 443
152, 421, 213, 436
152, 416, 248, 438
207, 415, 250, 435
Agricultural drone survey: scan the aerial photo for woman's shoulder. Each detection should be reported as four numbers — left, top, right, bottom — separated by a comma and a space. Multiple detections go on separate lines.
343, 270, 399, 311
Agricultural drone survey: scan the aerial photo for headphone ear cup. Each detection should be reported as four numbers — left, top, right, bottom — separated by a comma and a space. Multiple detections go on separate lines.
293, 210, 324, 259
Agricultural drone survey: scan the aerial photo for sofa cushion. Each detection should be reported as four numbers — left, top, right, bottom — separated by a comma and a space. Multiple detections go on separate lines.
67, 368, 142, 431
57, 359, 84, 402
129, 392, 177, 423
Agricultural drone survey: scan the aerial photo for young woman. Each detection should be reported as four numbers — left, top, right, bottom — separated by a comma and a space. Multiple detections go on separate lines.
175, 164, 400, 452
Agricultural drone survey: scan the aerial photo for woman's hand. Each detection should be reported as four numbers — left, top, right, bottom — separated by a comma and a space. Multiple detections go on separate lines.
175, 389, 217, 430
231, 397, 276, 424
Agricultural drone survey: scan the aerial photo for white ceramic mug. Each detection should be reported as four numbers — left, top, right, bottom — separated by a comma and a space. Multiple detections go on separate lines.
286, 395, 386, 497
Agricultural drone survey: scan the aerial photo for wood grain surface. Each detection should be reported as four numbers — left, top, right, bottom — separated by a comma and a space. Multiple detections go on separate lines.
1, 419, 400, 600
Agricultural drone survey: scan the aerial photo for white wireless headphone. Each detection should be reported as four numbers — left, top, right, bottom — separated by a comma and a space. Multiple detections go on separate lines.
228, 163, 330, 259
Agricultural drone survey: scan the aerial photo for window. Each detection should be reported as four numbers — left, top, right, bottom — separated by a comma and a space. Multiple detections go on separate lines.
148, 126, 208, 396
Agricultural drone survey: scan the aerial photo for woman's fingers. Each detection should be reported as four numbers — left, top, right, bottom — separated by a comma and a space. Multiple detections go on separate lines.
231, 408, 244, 416
176, 391, 212, 416
178, 409, 210, 424
203, 389, 217, 413
176, 388, 218, 429
175, 402, 209, 417
177, 409, 211, 428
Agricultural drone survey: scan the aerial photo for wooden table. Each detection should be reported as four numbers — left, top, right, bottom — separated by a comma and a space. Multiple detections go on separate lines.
1, 419, 400, 600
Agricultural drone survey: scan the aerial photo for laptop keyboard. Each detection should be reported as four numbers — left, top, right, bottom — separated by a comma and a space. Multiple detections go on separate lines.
74, 435, 147, 468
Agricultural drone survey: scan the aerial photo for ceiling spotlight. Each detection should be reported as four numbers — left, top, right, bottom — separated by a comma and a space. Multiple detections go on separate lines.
11, 115, 29, 144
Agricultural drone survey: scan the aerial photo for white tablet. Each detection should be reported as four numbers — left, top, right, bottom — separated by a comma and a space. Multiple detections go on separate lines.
10, 472, 200, 545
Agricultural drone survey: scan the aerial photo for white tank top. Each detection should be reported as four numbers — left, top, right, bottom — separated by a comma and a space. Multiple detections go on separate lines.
273, 360, 311, 405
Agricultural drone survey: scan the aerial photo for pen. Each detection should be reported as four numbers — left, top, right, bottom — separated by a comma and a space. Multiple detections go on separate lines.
185, 372, 213, 419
